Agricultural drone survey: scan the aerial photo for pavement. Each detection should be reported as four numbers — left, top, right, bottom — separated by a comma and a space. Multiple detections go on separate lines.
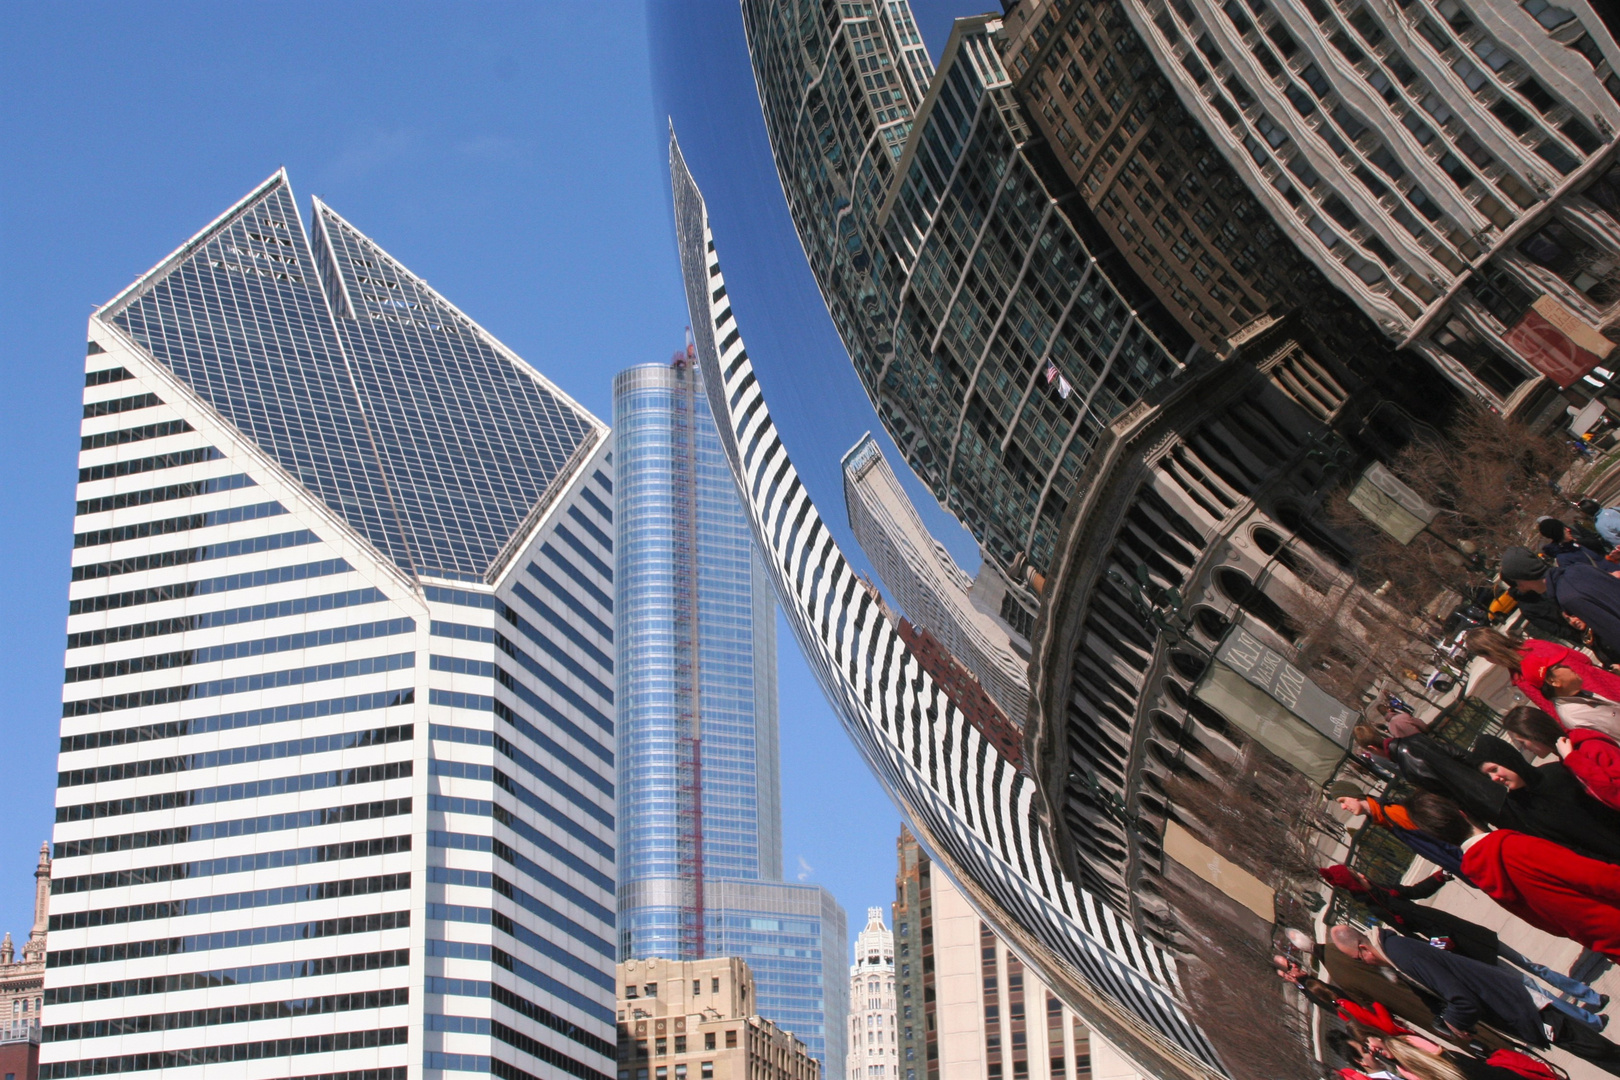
1405, 856, 1620, 1079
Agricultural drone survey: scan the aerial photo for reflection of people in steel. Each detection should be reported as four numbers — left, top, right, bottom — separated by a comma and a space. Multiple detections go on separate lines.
1408, 793, 1620, 962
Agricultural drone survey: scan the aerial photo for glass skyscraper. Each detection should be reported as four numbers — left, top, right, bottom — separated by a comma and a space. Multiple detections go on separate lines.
613, 359, 847, 1080
47, 170, 617, 1080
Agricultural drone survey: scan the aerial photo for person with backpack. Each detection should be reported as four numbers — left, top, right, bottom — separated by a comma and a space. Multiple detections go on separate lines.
1539, 517, 1609, 568
1501, 547, 1620, 666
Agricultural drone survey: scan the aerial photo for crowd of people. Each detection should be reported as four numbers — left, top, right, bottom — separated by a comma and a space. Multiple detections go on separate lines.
1278, 505, 1620, 1079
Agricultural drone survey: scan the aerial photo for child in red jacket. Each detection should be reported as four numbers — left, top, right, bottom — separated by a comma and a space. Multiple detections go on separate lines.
1503, 705, 1620, 810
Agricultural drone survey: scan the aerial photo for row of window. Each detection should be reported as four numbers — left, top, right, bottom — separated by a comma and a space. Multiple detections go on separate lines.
64, 617, 413, 684
47, 871, 409, 933
66, 586, 385, 650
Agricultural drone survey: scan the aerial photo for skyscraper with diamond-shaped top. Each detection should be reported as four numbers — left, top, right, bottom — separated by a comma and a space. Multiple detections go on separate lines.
45, 170, 616, 1080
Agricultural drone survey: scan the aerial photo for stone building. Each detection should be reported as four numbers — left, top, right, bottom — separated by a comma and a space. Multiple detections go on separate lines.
0, 844, 49, 1080
617, 957, 820, 1080
846, 908, 897, 1080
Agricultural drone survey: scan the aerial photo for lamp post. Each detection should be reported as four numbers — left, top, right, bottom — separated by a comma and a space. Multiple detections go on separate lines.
1105, 563, 1207, 656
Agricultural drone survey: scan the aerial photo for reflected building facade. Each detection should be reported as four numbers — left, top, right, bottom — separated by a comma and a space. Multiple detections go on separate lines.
842, 435, 1030, 729
997, 0, 1620, 409
48, 171, 617, 1080
744, 2, 1199, 584
670, 133, 1224, 1079
614, 360, 848, 1079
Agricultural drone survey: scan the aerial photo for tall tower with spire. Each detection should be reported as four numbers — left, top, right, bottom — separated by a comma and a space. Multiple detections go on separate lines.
613, 355, 849, 1077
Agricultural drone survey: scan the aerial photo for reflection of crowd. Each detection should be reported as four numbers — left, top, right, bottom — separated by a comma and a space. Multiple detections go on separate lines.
1284, 520, 1620, 1079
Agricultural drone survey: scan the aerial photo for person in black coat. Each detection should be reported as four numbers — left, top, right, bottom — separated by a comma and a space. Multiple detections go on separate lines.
1382, 731, 1508, 822
1470, 735, 1620, 864
1541, 516, 1610, 568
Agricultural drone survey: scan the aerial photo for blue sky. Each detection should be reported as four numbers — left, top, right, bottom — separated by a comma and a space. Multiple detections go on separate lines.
0, 0, 975, 955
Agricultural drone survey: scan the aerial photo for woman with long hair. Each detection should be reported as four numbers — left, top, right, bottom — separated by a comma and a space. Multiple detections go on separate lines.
1465, 628, 1620, 721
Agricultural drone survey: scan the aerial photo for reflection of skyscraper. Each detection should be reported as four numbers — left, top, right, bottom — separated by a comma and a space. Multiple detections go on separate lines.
50, 171, 617, 1080
614, 358, 848, 1079
842, 435, 1030, 729
670, 132, 1221, 1079
743, 1, 1196, 580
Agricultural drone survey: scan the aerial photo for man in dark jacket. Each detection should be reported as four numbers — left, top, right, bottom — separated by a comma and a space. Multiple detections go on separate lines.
1330, 925, 1620, 1071
1503, 546, 1620, 660
1540, 517, 1610, 568
1318, 864, 1605, 1010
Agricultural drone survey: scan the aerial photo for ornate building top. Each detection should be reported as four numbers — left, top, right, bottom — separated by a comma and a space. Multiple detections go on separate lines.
0, 843, 49, 1044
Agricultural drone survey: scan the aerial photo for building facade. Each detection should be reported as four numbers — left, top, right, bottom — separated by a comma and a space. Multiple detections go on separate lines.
47, 171, 617, 1080
846, 909, 896, 1080
0, 844, 50, 1079
892, 830, 1143, 1080
616, 957, 820, 1080
1000, 0, 1620, 406
614, 360, 848, 1078
671, 132, 1222, 1078
841, 435, 1031, 728
744, 1, 1202, 583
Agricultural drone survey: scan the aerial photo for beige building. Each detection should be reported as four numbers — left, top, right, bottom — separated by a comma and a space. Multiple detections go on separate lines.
894, 829, 1147, 1080
0, 844, 48, 1044
848, 907, 897, 1080
618, 957, 821, 1080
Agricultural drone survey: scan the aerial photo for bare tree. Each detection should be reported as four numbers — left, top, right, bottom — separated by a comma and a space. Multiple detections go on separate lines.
1326, 402, 1574, 618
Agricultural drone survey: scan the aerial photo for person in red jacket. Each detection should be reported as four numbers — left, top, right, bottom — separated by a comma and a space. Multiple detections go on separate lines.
1466, 628, 1620, 721
1467, 628, 1619, 717
1408, 792, 1620, 959
1503, 704, 1620, 810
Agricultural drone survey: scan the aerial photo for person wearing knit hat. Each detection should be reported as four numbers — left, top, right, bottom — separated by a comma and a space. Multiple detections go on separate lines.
1316, 862, 1605, 1012
1539, 516, 1608, 568
1502, 544, 1620, 662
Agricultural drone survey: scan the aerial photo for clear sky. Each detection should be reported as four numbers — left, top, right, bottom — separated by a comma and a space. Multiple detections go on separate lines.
0, 0, 976, 957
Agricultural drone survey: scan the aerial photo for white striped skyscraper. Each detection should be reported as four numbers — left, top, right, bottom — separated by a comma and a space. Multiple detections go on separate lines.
47, 170, 617, 1080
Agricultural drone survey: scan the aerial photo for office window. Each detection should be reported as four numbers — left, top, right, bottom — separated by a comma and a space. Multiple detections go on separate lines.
694, 980, 702, 995
706, 1033, 717, 1051
712, 977, 720, 993
726, 1030, 738, 1049
702, 1064, 715, 1080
